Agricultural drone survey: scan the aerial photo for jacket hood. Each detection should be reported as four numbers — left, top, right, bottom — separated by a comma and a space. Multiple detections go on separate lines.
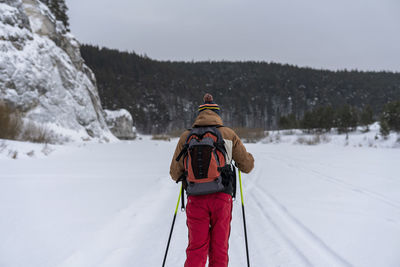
192, 109, 223, 127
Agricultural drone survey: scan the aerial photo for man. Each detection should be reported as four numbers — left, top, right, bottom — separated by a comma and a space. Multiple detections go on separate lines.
170, 93, 254, 267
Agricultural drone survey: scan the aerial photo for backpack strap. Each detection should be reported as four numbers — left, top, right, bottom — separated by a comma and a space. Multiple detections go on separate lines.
175, 143, 189, 162
175, 126, 226, 161
181, 184, 185, 211
175, 128, 193, 162
231, 164, 237, 200
211, 126, 227, 155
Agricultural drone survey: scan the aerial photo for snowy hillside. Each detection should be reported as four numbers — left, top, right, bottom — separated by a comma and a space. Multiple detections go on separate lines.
0, 0, 114, 141
0, 137, 399, 267
261, 123, 400, 149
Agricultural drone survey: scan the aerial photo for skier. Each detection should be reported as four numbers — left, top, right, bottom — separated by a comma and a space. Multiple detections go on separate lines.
170, 93, 254, 267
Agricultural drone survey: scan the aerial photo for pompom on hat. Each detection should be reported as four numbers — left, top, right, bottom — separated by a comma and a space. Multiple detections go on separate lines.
203, 93, 213, 103
198, 93, 220, 114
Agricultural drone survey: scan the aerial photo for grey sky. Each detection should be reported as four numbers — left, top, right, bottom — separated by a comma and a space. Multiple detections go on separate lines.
66, 0, 400, 72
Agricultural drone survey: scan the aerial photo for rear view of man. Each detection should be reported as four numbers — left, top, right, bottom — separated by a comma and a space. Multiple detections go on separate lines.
170, 93, 254, 267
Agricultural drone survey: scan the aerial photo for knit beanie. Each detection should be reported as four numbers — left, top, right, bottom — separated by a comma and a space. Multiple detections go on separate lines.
198, 93, 220, 114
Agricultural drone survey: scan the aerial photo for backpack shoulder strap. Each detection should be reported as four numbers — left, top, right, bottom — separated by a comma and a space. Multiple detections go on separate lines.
175, 128, 193, 162
211, 126, 227, 154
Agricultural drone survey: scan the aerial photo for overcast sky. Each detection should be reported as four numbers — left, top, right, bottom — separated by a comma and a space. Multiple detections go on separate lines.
66, 0, 400, 72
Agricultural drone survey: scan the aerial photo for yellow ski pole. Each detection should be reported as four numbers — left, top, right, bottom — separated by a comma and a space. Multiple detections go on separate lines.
162, 184, 182, 267
238, 169, 250, 267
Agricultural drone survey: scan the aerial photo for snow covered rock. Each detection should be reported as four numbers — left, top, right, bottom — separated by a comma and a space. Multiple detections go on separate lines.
104, 109, 136, 140
0, 0, 115, 142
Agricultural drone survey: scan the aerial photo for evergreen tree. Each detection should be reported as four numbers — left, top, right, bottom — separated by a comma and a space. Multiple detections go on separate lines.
299, 106, 334, 133
278, 113, 297, 130
42, 0, 70, 31
380, 101, 400, 132
57, 0, 70, 30
336, 105, 358, 134
321, 106, 334, 132
278, 115, 290, 130
380, 120, 390, 137
300, 111, 316, 132
360, 105, 374, 131
350, 106, 359, 130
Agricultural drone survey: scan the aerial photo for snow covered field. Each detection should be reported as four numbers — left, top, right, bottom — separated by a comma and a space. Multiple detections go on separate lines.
0, 137, 399, 267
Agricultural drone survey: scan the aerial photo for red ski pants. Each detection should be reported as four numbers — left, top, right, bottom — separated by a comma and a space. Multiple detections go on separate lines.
184, 192, 233, 267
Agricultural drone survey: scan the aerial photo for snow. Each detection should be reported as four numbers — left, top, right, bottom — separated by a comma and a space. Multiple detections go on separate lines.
0, 18, 31, 41
104, 109, 133, 121
262, 123, 400, 149
0, 137, 399, 267
0, 4, 21, 23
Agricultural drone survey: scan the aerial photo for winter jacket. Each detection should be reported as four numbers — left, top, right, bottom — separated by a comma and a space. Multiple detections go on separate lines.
170, 109, 254, 181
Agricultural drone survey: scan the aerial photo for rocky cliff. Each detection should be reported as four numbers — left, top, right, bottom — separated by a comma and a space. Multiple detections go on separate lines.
104, 109, 136, 140
0, 0, 116, 141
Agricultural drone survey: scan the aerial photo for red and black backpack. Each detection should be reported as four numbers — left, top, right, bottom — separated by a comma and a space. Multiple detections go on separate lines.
176, 126, 235, 196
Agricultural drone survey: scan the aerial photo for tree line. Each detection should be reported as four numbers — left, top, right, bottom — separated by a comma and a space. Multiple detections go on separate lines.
278, 101, 400, 136
80, 44, 400, 134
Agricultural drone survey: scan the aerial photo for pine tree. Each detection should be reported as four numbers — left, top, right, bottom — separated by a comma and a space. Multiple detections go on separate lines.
57, 0, 70, 31
336, 105, 355, 134
278, 113, 297, 130
360, 105, 374, 131
350, 106, 359, 130
380, 120, 390, 137
41, 0, 70, 31
300, 111, 317, 133
278, 115, 290, 130
380, 101, 400, 133
321, 106, 334, 132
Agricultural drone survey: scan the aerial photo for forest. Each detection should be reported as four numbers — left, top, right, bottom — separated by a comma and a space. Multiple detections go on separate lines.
80, 45, 400, 134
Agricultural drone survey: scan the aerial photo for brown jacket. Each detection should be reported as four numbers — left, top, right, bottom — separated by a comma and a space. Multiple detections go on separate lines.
170, 110, 254, 181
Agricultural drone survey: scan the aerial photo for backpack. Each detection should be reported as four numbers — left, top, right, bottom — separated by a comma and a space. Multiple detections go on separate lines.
176, 126, 236, 197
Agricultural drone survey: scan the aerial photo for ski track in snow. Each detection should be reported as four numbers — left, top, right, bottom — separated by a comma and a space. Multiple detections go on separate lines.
251, 188, 352, 267
1, 141, 400, 267
265, 153, 400, 211
246, 157, 352, 267
57, 175, 175, 267
250, 195, 312, 267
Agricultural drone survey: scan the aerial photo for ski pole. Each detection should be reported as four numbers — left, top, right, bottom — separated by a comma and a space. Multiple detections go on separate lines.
162, 184, 182, 267
238, 169, 251, 267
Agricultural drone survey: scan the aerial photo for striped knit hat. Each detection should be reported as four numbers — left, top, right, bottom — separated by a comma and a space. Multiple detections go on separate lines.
198, 93, 220, 114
